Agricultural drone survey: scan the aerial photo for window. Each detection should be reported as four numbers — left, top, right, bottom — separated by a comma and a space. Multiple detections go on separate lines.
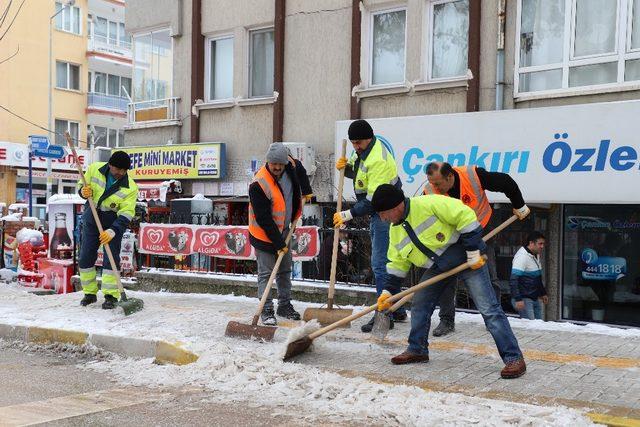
119, 23, 131, 47
516, 0, 640, 95
55, 119, 79, 146
121, 77, 132, 98
429, 0, 469, 80
249, 28, 274, 98
89, 72, 130, 97
92, 72, 106, 93
95, 16, 107, 41
206, 36, 234, 101
133, 29, 173, 102
56, 61, 80, 90
55, 2, 81, 35
88, 126, 123, 148
370, 8, 406, 86
108, 74, 120, 96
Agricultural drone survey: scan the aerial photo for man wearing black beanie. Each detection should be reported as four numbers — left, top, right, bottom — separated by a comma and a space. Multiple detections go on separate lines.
371, 184, 526, 379
335, 119, 405, 332
77, 150, 138, 309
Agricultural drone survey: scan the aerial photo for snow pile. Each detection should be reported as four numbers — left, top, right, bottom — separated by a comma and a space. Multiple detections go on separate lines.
1, 213, 22, 221
0, 268, 18, 282
16, 228, 44, 245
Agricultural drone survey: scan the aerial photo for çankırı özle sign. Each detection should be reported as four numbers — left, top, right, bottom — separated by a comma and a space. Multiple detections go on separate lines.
138, 223, 320, 261
335, 100, 640, 204
121, 143, 226, 180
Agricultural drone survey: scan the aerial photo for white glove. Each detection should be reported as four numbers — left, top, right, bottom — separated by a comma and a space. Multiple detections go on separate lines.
333, 210, 353, 228
466, 250, 485, 270
514, 204, 530, 220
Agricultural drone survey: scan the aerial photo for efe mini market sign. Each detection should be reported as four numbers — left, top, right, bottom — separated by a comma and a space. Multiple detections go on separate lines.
121, 143, 226, 180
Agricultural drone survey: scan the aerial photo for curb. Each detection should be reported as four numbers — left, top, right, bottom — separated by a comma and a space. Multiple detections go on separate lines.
0, 323, 199, 366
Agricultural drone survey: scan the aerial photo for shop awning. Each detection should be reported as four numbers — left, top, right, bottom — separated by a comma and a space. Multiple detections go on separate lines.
137, 180, 181, 202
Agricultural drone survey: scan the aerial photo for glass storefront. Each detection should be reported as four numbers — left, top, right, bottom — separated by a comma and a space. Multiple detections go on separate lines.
563, 205, 640, 327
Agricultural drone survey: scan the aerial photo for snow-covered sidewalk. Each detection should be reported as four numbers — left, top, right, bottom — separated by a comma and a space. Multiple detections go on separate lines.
1, 283, 634, 425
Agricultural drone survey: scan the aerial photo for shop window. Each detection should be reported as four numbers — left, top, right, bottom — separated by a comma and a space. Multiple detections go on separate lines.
429, 0, 469, 80
56, 61, 80, 90
370, 8, 406, 86
562, 205, 640, 327
206, 36, 234, 101
249, 28, 274, 98
516, 0, 640, 96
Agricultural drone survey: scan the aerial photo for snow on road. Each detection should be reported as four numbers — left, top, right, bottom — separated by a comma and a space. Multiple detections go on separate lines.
0, 283, 598, 426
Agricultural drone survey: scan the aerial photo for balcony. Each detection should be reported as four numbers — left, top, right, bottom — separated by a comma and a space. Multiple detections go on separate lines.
88, 92, 128, 112
87, 35, 132, 62
126, 97, 181, 128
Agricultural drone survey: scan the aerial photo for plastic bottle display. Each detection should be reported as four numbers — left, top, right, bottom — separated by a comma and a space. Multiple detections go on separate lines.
49, 213, 72, 259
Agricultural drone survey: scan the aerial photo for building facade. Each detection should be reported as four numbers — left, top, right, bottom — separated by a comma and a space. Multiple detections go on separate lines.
124, 0, 640, 328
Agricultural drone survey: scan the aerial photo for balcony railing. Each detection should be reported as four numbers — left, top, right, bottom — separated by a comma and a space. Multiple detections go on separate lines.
88, 92, 128, 112
87, 35, 132, 60
127, 97, 180, 125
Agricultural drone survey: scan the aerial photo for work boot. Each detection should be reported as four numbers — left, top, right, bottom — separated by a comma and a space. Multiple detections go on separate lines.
277, 303, 301, 320
80, 294, 97, 306
432, 320, 455, 337
261, 307, 277, 326
392, 311, 408, 322
391, 351, 429, 365
500, 358, 527, 379
101, 295, 118, 310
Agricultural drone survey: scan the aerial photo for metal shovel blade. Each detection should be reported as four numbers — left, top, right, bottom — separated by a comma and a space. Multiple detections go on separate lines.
224, 320, 277, 341
283, 336, 313, 360
371, 311, 391, 342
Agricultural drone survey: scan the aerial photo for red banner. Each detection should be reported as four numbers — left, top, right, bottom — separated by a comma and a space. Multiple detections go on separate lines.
138, 223, 319, 261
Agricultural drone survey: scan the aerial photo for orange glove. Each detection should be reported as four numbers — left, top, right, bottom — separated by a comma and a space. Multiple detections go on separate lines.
377, 290, 392, 311
466, 250, 485, 270
81, 186, 92, 199
335, 157, 348, 170
99, 229, 115, 245
304, 194, 314, 202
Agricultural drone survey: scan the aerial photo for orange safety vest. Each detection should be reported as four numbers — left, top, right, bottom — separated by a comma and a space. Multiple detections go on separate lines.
248, 165, 300, 243
423, 165, 492, 228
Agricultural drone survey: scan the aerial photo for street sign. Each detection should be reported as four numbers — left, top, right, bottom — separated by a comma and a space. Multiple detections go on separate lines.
28, 135, 50, 151
34, 144, 66, 159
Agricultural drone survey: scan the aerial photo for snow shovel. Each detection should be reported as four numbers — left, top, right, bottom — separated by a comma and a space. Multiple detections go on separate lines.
302, 140, 353, 326
65, 132, 143, 316
283, 258, 478, 360
225, 201, 305, 341
371, 214, 518, 341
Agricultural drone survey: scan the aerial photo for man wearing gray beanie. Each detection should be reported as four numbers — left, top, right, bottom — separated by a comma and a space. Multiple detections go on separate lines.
248, 142, 313, 325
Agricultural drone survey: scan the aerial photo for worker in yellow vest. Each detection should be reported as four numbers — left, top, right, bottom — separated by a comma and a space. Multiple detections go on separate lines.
423, 162, 529, 336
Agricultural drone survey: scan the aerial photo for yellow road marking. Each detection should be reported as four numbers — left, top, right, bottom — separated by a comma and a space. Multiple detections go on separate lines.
0, 387, 160, 426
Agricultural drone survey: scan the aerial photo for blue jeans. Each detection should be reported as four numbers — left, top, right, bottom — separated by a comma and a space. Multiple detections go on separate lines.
409, 264, 523, 363
511, 298, 543, 320
370, 213, 405, 315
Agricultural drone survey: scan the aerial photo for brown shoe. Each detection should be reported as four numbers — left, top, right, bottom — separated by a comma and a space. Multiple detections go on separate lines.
391, 351, 429, 365
501, 358, 526, 379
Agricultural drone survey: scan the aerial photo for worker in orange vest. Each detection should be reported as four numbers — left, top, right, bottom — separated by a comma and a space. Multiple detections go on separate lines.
424, 162, 529, 337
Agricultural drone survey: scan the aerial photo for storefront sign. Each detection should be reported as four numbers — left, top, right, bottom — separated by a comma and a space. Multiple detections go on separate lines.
0, 141, 88, 171
580, 248, 627, 281
336, 100, 640, 203
16, 169, 79, 180
122, 143, 226, 180
138, 223, 320, 261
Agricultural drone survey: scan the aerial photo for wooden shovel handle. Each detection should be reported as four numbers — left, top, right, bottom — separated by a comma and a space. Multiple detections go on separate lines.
308, 259, 474, 340
388, 214, 518, 312
327, 139, 348, 308
65, 132, 125, 295
252, 199, 306, 324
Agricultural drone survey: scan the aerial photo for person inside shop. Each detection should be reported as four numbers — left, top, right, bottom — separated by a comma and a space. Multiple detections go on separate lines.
77, 151, 138, 309
510, 231, 548, 320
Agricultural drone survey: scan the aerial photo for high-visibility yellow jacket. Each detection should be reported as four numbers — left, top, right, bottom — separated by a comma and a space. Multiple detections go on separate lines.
78, 162, 138, 234
345, 137, 401, 217
387, 195, 482, 279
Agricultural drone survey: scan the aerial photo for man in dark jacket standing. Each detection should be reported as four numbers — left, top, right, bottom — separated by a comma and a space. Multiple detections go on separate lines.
510, 231, 547, 320
248, 143, 312, 325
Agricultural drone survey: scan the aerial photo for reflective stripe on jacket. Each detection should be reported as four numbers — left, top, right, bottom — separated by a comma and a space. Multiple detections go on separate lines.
386, 195, 480, 278
77, 162, 138, 234
423, 165, 492, 227
348, 138, 400, 201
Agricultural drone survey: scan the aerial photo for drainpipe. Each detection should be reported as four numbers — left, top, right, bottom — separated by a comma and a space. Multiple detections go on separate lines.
273, 0, 286, 143
466, 0, 481, 112
190, 0, 204, 143
350, 0, 361, 119
496, 0, 506, 110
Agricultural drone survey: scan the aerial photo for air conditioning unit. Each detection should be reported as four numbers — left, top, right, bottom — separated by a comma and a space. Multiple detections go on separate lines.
282, 142, 316, 175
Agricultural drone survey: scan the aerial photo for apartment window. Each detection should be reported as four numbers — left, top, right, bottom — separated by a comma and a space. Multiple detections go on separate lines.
90, 126, 121, 148
92, 72, 106, 93
206, 36, 234, 101
429, 0, 469, 80
370, 8, 406, 86
95, 17, 107, 41
516, 0, 640, 95
119, 23, 131, 47
121, 77, 132, 97
55, 120, 79, 146
133, 28, 173, 102
55, 2, 81, 35
108, 74, 120, 96
249, 28, 274, 98
56, 61, 80, 90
